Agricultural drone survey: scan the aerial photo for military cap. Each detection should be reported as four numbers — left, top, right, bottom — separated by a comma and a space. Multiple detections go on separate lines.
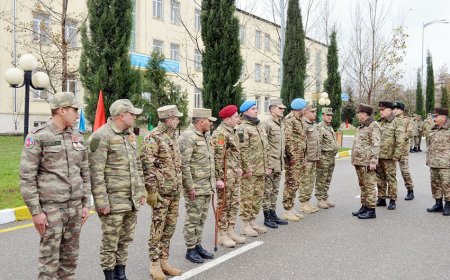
379, 101, 394, 109
49, 92, 80, 109
157, 105, 183, 119
269, 99, 287, 109
392, 101, 405, 110
305, 104, 316, 111
219, 105, 238, 119
433, 107, 449, 116
192, 108, 217, 121
357, 103, 374, 115
110, 99, 143, 117
240, 100, 257, 113
291, 98, 307, 110
322, 107, 333, 115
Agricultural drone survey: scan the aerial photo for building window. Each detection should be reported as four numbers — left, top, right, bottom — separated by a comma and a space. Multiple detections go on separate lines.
33, 13, 50, 44
254, 64, 261, 82
194, 9, 201, 30
264, 96, 270, 113
315, 51, 322, 92
153, 39, 163, 54
239, 25, 246, 43
33, 121, 46, 127
264, 65, 270, 83
65, 79, 78, 99
240, 61, 246, 78
170, 43, 180, 61
255, 95, 261, 110
194, 49, 202, 71
255, 30, 261, 49
32, 89, 49, 100
264, 33, 270, 51
153, 0, 163, 19
130, 1, 136, 50
194, 88, 203, 108
65, 20, 78, 48
170, 1, 180, 25
306, 48, 311, 62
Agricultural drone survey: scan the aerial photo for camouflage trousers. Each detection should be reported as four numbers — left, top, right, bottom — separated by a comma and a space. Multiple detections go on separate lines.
376, 159, 398, 200
217, 170, 240, 232
149, 194, 180, 261
299, 161, 317, 203
38, 201, 82, 280
283, 162, 302, 210
183, 194, 210, 249
398, 155, 414, 190
240, 175, 265, 222
430, 168, 450, 201
410, 136, 420, 148
315, 153, 336, 201
99, 210, 138, 270
355, 166, 377, 208
263, 171, 282, 211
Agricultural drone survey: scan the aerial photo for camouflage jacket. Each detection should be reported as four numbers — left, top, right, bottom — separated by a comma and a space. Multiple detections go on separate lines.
140, 122, 182, 197
236, 115, 268, 175
351, 117, 381, 166
398, 114, 413, 156
423, 118, 434, 138
426, 119, 450, 168
318, 121, 338, 156
378, 113, 405, 160
212, 122, 241, 181
304, 118, 321, 162
411, 118, 419, 136
20, 121, 91, 216
87, 119, 145, 213
284, 112, 307, 164
417, 119, 424, 133
264, 114, 285, 172
179, 124, 215, 196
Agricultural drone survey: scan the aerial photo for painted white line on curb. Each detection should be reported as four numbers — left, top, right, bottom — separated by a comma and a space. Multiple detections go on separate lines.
172, 241, 264, 280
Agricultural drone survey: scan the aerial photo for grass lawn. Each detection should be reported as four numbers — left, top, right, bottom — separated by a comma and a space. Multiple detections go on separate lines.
338, 147, 351, 153
342, 130, 356, 136
0, 136, 25, 209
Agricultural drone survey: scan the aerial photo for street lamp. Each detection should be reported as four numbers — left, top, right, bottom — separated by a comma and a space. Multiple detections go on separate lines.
5, 54, 50, 139
421, 19, 449, 85
317, 92, 330, 122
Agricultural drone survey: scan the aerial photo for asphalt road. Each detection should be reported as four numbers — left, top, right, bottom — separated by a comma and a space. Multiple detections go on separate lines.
1, 143, 449, 280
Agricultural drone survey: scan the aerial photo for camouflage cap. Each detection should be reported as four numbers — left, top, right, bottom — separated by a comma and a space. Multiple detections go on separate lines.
357, 103, 373, 115
322, 107, 333, 115
192, 108, 217, 121
49, 92, 79, 109
157, 105, 183, 119
110, 99, 143, 117
269, 98, 287, 109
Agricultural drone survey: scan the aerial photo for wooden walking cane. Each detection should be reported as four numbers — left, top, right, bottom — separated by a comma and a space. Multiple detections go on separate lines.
212, 148, 228, 252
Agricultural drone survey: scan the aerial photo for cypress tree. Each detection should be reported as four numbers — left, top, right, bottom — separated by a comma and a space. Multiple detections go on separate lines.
79, 0, 141, 123
201, 0, 243, 118
281, 0, 306, 106
323, 31, 342, 131
415, 69, 424, 118
425, 51, 435, 114
441, 85, 449, 109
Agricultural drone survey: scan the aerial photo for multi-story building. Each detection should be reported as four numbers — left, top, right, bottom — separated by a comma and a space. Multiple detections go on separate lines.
0, 0, 327, 133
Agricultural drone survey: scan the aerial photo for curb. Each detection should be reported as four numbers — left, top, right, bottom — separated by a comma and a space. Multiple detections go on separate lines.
336, 150, 351, 159
0, 206, 32, 225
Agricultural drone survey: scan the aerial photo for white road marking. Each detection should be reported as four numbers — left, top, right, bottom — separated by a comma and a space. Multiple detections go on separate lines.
172, 241, 264, 280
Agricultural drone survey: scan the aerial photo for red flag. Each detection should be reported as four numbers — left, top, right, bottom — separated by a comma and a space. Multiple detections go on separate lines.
93, 90, 106, 131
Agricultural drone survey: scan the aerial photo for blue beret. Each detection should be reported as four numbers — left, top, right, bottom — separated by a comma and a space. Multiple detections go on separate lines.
240, 100, 256, 113
291, 98, 307, 110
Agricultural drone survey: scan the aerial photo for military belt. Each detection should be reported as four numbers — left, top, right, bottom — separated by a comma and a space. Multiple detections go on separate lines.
42, 200, 82, 208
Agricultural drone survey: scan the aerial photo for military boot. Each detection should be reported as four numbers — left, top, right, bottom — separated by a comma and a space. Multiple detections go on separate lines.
241, 221, 258, 237
103, 270, 114, 280
387, 200, 396, 210
410, 148, 415, 153
185, 248, 204, 263
317, 200, 329, 209
413, 147, 419, 152
251, 219, 268, 233
149, 261, 166, 280
263, 211, 278, 228
160, 259, 182, 276
228, 226, 246, 244
404, 190, 414, 201
292, 209, 305, 219
376, 198, 386, 207
218, 230, 236, 248
270, 209, 288, 225
282, 210, 300, 221
300, 202, 319, 213
427, 199, 443, 212
114, 265, 128, 280
325, 199, 335, 207
443, 201, 450, 216
352, 206, 366, 216
358, 208, 376, 219
195, 245, 214, 259
418, 147, 423, 152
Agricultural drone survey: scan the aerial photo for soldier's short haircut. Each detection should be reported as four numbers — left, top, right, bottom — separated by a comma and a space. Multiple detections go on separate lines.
269, 105, 277, 112
51, 109, 59, 116
192, 117, 203, 124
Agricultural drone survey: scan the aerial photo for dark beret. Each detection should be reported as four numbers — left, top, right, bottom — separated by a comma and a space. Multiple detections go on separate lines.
357, 103, 374, 115
392, 101, 405, 110
433, 107, 449, 116
379, 101, 394, 109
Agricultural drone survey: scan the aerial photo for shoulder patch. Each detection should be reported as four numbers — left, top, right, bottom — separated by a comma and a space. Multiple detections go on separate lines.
90, 137, 100, 153
25, 137, 36, 149
217, 134, 226, 145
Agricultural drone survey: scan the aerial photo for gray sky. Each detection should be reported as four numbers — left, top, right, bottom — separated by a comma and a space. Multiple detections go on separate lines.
236, 0, 450, 87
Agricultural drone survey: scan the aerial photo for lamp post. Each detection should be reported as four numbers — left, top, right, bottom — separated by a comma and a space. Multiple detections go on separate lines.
317, 92, 330, 122
5, 54, 50, 140
421, 19, 448, 85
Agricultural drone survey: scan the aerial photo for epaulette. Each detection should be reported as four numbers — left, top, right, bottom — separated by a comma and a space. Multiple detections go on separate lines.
30, 123, 48, 134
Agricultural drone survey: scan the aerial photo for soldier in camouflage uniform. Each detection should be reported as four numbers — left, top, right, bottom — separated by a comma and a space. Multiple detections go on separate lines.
417, 114, 424, 152
262, 99, 288, 228
425, 108, 450, 216
179, 108, 219, 263
20, 92, 91, 280
392, 102, 415, 201
237, 100, 270, 236
282, 98, 308, 221
351, 104, 380, 219
410, 114, 419, 153
376, 101, 406, 211
315, 107, 339, 209
87, 99, 146, 280
140, 105, 183, 280
423, 115, 434, 142
212, 105, 246, 248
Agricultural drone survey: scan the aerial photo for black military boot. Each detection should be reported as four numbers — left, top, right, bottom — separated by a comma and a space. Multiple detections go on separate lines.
376, 198, 386, 207
443, 201, 450, 216
114, 265, 127, 280
387, 200, 396, 210
263, 210, 278, 228
358, 208, 376, 219
410, 148, 415, 153
270, 209, 288, 225
352, 206, 366, 216
195, 244, 214, 259
103, 270, 114, 280
186, 248, 204, 263
418, 147, 423, 152
413, 147, 419, 152
427, 199, 443, 212
404, 190, 414, 200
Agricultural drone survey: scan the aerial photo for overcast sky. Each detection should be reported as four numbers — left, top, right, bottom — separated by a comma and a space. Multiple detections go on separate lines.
236, 0, 450, 87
